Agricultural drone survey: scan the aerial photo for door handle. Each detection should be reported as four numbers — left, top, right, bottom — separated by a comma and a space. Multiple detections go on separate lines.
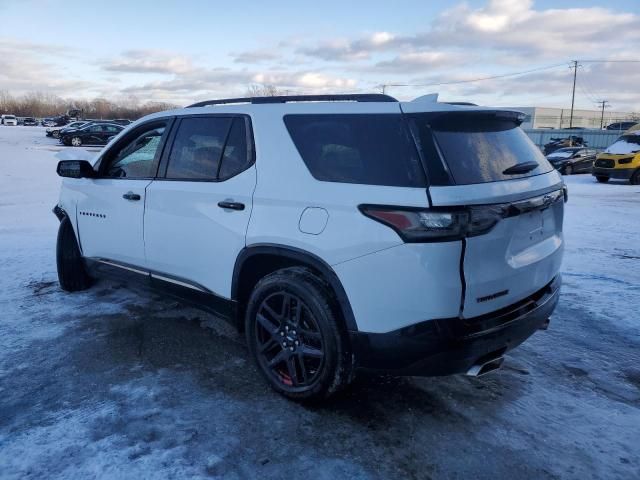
217, 201, 245, 211
123, 192, 141, 201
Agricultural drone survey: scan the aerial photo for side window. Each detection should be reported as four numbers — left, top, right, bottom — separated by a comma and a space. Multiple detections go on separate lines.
105, 125, 121, 133
218, 118, 250, 180
166, 117, 231, 180
102, 123, 167, 178
284, 114, 426, 187
89, 125, 103, 133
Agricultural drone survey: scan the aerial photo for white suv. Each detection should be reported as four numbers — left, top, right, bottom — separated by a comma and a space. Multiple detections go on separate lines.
54, 94, 565, 401
1, 114, 18, 126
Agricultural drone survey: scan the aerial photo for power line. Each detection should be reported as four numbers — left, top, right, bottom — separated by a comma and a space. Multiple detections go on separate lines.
380, 62, 568, 92
577, 59, 640, 63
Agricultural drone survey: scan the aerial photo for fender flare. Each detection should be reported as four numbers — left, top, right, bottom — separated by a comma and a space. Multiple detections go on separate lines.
232, 244, 358, 332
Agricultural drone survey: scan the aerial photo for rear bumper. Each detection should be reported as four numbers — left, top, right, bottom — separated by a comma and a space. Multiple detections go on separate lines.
592, 167, 635, 180
351, 275, 561, 376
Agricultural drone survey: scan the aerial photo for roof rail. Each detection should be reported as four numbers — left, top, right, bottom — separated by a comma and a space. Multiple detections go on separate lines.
186, 93, 398, 108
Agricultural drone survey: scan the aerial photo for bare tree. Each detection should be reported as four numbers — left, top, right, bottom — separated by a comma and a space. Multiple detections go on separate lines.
0, 91, 177, 119
245, 84, 282, 97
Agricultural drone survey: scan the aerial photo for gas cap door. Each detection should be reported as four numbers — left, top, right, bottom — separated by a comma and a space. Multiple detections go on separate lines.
298, 207, 329, 235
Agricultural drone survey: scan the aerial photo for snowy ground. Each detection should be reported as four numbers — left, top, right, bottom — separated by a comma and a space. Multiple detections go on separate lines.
0, 125, 638, 479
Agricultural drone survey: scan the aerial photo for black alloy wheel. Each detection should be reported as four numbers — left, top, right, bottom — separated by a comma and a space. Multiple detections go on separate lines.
254, 291, 325, 389
245, 267, 353, 401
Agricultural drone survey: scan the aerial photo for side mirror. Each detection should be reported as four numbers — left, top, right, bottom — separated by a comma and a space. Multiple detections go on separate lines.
56, 160, 96, 178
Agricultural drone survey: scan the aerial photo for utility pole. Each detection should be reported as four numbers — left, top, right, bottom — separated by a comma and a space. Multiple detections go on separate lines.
381, 84, 387, 95
569, 60, 579, 128
597, 100, 609, 129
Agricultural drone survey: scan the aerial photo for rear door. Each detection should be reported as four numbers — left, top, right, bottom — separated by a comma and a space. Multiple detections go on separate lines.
406, 107, 564, 318
144, 115, 256, 298
75, 119, 172, 267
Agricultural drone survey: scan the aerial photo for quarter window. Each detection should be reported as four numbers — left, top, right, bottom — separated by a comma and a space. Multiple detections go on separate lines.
218, 118, 250, 180
284, 114, 426, 187
102, 124, 167, 178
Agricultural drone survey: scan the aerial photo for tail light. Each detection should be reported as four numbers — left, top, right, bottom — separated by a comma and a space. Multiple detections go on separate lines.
359, 205, 503, 242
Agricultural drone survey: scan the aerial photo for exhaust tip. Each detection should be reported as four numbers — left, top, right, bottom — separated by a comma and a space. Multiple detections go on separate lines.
466, 356, 505, 377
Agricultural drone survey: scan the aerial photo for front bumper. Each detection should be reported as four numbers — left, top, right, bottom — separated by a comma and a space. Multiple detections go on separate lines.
351, 275, 561, 376
592, 167, 635, 180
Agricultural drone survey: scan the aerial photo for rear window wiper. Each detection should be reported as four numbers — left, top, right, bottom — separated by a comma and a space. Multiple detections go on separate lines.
502, 161, 539, 175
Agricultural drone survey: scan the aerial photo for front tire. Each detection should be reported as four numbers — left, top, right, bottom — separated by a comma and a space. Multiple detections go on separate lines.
630, 170, 640, 185
71, 136, 82, 147
56, 217, 92, 291
596, 176, 609, 183
245, 267, 353, 401
563, 164, 573, 175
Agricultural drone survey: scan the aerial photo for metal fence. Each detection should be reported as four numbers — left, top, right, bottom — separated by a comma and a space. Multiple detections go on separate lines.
523, 128, 623, 150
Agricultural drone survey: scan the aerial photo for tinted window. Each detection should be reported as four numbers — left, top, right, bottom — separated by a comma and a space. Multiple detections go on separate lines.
103, 124, 166, 178
105, 125, 121, 133
218, 118, 250, 180
88, 125, 103, 133
284, 114, 426, 187
166, 117, 231, 180
412, 113, 552, 185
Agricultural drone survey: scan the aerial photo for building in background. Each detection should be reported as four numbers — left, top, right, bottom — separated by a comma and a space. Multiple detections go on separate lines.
509, 107, 638, 130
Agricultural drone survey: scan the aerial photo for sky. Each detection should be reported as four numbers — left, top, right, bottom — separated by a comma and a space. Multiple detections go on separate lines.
1, 0, 639, 111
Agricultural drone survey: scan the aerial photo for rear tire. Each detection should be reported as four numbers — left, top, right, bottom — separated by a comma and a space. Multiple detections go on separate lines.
71, 136, 82, 147
52, 130, 60, 138
596, 176, 609, 183
564, 164, 573, 175
245, 267, 353, 401
630, 170, 640, 185
56, 216, 92, 291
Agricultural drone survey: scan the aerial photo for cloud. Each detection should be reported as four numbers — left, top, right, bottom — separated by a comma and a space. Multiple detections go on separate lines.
232, 49, 281, 64
102, 50, 193, 74
374, 51, 460, 73
0, 38, 93, 95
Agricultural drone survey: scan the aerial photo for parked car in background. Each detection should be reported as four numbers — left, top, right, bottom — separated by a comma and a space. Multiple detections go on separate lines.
60, 122, 124, 146
606, 121, 638, 131
112, 118, 133, 125
42, 118, 56, 127
543, 135, 587, 155
592, 130, 640, 184
53, 93, 565, 400
47, 121, 90, 138
1, 114, 18, 126
546, 147, 597, 175
22, 117, 38, 126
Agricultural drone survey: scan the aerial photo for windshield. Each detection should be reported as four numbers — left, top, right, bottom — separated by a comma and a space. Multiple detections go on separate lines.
605, 135, 640, 155
5, 115, 16, 120
410, 112, 553, 185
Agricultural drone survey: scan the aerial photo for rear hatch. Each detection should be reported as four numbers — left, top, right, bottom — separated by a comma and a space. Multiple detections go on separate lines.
404, 106, 564, 318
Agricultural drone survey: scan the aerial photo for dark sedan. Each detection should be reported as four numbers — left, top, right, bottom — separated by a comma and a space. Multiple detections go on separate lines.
47, 121, 90, 138
546, 147, 597, 175
23, 117, 38, 126
60, 123, 124, 147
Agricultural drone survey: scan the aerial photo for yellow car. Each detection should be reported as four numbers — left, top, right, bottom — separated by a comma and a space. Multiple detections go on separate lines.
592, 130, 640, 184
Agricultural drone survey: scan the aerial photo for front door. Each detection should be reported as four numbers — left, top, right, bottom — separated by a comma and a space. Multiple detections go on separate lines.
144, 115, 256, 298
75, 119, 172, 267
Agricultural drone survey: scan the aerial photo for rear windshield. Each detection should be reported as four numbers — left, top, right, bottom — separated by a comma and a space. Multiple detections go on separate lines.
284, 114, 426, 187
411, 113, 552, 185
